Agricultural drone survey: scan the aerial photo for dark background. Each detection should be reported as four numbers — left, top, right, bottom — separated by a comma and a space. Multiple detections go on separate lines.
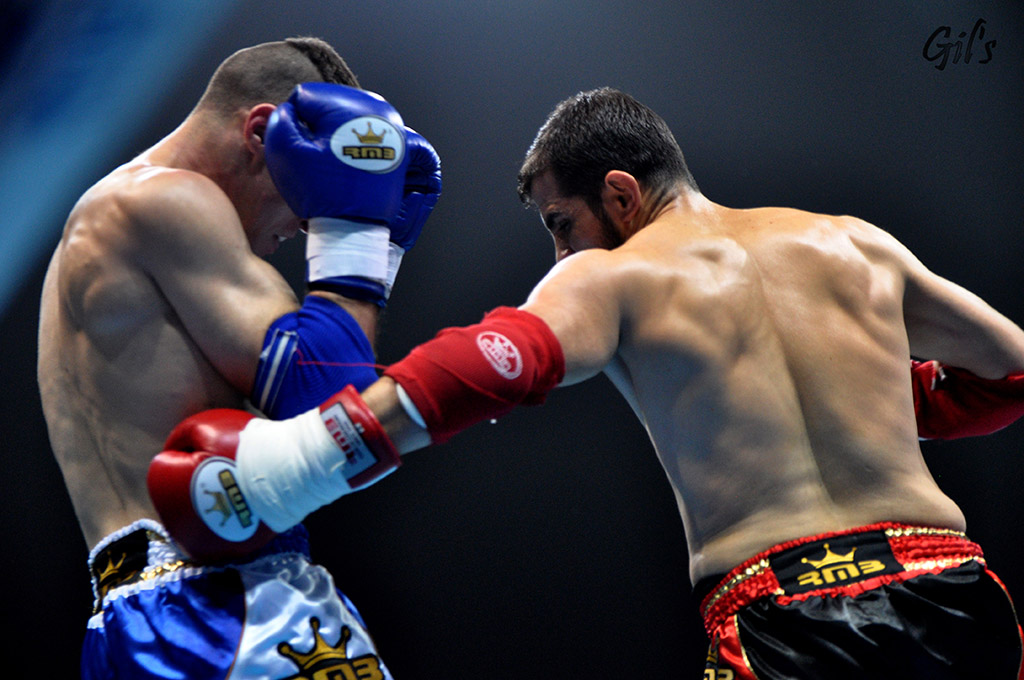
1, 1, 1021, 677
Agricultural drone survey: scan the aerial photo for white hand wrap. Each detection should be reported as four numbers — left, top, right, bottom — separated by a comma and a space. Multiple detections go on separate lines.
385, 241, 405, 297
235, 409, 348, 532
234, 386, 401, 533
306, 217, 389, 284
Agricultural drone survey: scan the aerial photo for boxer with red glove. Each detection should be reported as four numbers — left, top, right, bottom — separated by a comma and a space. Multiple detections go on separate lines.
148, 386, 399, 562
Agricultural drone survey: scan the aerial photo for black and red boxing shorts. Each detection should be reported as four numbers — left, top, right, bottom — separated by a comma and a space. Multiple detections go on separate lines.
699, 523, 1023, 679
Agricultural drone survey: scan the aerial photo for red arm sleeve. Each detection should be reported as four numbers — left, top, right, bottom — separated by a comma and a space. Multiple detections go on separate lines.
383, 307, 566, 443
911, 359, 1024, 439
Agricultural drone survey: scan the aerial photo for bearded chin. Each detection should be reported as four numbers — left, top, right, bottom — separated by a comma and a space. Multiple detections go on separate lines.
596, 204, 625, 249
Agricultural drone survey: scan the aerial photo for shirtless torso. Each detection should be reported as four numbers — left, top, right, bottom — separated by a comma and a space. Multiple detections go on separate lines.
584, 204, 967, 581
382, 168, 1024, 583
37, 118, 368, 549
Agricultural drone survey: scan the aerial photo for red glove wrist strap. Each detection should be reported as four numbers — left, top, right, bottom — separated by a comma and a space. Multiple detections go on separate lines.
383, 307, 565, 443
320, 385, 401, 488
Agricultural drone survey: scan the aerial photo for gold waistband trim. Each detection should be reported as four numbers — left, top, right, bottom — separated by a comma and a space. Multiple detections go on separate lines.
699, 522, 981, 635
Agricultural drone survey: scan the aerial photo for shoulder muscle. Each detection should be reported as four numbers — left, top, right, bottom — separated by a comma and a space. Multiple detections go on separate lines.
522, 249, 626, 385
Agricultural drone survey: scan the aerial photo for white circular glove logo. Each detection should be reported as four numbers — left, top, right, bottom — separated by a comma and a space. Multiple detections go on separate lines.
476, 332, 523, 379
330, 116, 405, 173
191, 457, 260, 542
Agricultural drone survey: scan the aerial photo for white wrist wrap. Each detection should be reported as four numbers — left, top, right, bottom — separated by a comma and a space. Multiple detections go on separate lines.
385, 242, 405, 296
306, 217, 389, 284
235, 408, 351, 533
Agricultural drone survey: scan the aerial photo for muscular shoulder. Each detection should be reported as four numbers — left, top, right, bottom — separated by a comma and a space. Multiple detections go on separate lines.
117, 166, 239, 246
794, 210, 910, 262
817, 213, 925, 294
730, 207, 916, 278
65, 165, 238, 257
532, 247, 648, 311
529, 241, 727, 337
619, 223, 756, 310
59, 164, 251, 323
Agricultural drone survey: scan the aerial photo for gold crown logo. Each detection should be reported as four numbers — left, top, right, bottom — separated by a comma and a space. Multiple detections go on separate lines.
95, 550, 142, 602
97, 552, 126, 584
202, 489, 232, 526
278, 617, 352, 670
801, 543, 857, 570
353, 122, 387, 144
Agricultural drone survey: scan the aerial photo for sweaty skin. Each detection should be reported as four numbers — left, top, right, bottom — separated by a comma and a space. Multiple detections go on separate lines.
365, 169, 1024, 584
38, 106, 375, 550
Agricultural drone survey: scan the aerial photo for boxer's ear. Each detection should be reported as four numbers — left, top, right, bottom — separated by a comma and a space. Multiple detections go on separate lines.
601, 170, 642, 234
243, 103, 276, 160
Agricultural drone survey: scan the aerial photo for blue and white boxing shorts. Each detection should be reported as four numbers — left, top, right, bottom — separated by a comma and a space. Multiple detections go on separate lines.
82, 519, 394, 679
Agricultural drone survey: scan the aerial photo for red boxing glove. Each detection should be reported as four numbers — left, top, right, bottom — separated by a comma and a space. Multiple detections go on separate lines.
148, 386, 400, 563
911, 360, 1024, 439
383, 306, 565, 443
147, 409, 277, 562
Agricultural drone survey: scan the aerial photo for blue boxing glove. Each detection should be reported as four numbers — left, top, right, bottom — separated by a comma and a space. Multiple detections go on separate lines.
266, 82, 408, 223
265, 83, 411, 305
385, 128, 442, 296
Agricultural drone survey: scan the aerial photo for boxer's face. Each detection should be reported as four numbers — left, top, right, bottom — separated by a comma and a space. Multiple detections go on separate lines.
531, 171, 622, 262
239, 104, 303, 256
242, 170, 303, 257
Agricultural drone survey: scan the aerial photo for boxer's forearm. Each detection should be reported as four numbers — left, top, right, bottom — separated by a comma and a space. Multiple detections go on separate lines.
361, 377, 432, 454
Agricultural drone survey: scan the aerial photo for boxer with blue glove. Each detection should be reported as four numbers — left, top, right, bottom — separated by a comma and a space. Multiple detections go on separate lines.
41, 38, 439, 679
148, 82, 441, 562
249, 83, 440, 421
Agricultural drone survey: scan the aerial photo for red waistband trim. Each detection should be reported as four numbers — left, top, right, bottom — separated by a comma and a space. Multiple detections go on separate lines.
699, 522, 984, 636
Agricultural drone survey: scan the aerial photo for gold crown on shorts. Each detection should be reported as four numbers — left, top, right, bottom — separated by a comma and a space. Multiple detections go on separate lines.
97, 552, 127, 584
278, 617, 353, 669
801, 543, 857, 570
